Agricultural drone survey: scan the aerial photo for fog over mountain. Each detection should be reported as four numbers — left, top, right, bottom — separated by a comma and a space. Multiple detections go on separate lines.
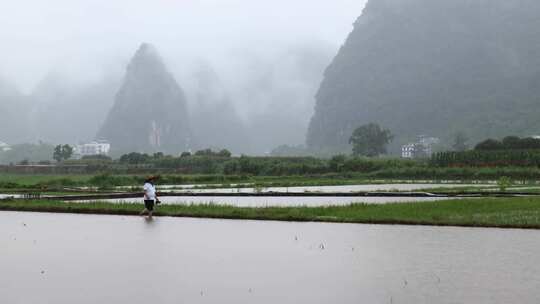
308, 0, 540, 153
98, 44, 191, 154
242, 45, 333, 152
186, 63, 251, 153
0, 0, 366, 154
7, 0, 540, 156
0, 79, 29, 143
29, 73, 119, 144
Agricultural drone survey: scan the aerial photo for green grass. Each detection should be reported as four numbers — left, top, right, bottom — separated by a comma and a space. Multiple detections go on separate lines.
0, 174, 94, 186
0, 172, 484, 191
417, 184, 540, 194
2, 197, 540, 229
416, 185, 497, 193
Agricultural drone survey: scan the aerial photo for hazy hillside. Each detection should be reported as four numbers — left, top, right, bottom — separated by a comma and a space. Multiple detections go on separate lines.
1, 42, 331, 155
97, 43, 191, 154
241, 45, 331, 153
186, 64, 252, 154
29, 74, 118, 144
0, 79, 30, 143
307, 0, 540, 153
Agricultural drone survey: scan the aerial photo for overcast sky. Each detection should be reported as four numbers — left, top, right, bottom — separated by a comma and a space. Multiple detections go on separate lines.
0, 0, 367, 93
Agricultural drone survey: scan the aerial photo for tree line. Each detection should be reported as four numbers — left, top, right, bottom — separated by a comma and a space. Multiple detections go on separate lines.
475, 136, 540, 151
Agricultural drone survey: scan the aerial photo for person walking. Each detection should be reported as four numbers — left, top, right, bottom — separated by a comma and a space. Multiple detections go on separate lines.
140, 175, 159, 218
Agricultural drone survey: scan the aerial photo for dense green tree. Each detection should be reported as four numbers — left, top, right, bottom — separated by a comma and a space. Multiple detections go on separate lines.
194, 149, 213, 156
53, 144, 73, 162
63, 145, 74, 160
475, 136, 540, 151
119, 152, 151, 164
518, 137, 540, 149
475, 139, 503, 151
81, 155, 112, 161
349, 123, 393, 157
53, 145, 61, 162
193, 148, 231, 157
218, 149, 232, 158
328, 155, 347, 172
153, 152, 165, 159
502, 136, 521, 149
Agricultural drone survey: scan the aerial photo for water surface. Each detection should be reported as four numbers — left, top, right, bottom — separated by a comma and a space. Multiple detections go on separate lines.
1, 211, 539, 303
161, 183, 489, 193
0, 194, 21, 199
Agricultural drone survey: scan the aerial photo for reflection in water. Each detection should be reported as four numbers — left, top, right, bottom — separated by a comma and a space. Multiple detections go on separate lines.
141, 216, 162, 233
1, 212, 540, 303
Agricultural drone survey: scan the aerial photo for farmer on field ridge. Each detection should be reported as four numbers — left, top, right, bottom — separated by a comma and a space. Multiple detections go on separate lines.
140, 175, 160, 218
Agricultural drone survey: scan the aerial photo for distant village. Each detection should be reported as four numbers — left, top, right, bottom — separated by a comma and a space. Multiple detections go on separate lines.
73, 140, 111, 158
400, 135, 440, 159
1, 136, 441, 160
6, 134, 540, 163
72, 135, 442, 159
0, 140, 111, 159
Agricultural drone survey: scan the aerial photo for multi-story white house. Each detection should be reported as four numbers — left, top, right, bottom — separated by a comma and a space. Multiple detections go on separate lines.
74, 140, 111, 157
0, 141, 11, 152
401, 143, 416, 158
401, 135, 440, 159
418, 135, 440, 155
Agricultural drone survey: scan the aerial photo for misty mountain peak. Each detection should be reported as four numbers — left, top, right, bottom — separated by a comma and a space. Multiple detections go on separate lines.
97, 43, 191, 154
132, 43, 161, 64
138, 42, 157, 54
126, 43, 169, 80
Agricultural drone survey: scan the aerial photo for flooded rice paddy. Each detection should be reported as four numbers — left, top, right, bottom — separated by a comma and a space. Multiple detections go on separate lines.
87, 183, 478, 207
1, 211, 539, 303
95, 195, 451, 207
67, 183, 471, 207
0, 194, 22, 199
159, 183, 489, 193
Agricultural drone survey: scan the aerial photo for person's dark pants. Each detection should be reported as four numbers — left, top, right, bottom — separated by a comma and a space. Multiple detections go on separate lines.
144, 200, 155, 211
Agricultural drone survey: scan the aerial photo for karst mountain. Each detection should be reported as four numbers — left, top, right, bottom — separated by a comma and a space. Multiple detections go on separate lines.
307, 0, 540, 152
97, 43, 191, 154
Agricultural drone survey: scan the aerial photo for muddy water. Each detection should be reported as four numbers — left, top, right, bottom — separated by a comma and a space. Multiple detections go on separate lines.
1, 211, 539, 303
96, 195, 451, 207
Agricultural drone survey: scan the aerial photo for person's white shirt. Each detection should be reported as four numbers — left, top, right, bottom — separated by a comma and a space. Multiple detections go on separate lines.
143, 182, 156, 200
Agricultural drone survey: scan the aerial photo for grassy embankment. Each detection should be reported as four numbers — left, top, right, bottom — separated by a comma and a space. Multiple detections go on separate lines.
0, 174, 93, 186
0, 173, 484, 193
2, 197, 540, 229
1, 172, 539, 196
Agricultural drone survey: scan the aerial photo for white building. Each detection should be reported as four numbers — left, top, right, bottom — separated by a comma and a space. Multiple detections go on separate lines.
402, 135, 440, 159
75, 140, 111, 157
0, 141, 11, 152
401, 143, 416, 158
418, 135, 440, 155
